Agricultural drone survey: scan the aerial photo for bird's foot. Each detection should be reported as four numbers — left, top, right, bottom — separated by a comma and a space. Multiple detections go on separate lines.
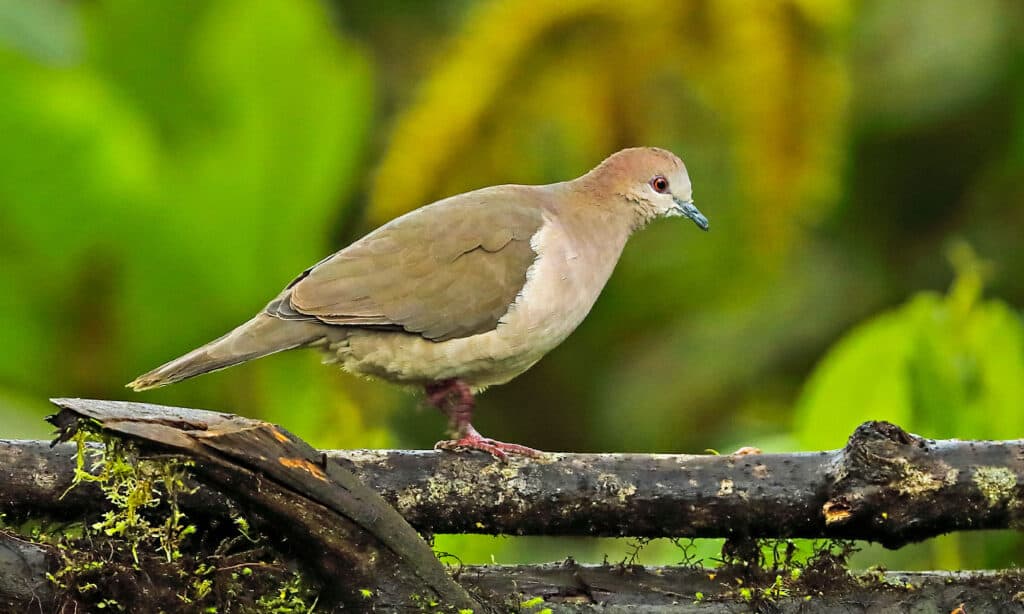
434, 434, 543, 462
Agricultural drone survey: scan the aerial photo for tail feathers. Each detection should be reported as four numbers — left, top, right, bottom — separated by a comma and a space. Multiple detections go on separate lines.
128, 314, 324, 391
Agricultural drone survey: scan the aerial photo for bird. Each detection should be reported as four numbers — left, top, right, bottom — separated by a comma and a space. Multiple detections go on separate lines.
129, 147, 709, 459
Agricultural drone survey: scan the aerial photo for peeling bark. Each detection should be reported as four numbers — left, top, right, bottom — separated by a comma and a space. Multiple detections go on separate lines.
39, 398, 482, 612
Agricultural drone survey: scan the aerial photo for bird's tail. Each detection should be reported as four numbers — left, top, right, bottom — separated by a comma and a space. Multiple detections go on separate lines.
128, 313, 324, 391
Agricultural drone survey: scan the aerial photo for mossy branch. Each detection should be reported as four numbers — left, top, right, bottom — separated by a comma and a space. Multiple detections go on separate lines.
3, 399, 1024, 611
6, 530, 1024, 611
35, 398, 482, 612
5, 403, 1024, 548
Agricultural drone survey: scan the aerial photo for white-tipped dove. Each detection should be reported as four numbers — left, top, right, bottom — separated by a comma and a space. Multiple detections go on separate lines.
130, 147, 708, 459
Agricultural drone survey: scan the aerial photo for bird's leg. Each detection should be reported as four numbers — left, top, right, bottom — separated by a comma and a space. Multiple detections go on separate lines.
425, 379, 542, 461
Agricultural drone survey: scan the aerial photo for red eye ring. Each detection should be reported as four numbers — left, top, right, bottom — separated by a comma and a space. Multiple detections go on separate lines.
651, 175, 669, 193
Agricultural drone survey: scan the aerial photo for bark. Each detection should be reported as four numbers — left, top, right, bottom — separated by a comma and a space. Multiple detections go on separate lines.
4, 530, 1024, 613
37, 398, 482, 612
4, 406, 1024, 548
457, 561, 1024, 613
0, 530, 52, 612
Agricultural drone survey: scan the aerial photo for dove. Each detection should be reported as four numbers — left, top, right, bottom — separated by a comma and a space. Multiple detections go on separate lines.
130, 147, 708, 459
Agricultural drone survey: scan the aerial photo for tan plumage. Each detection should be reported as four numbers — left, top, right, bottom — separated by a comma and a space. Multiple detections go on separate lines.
284, 190, 545, 341
129, 147, 707, 458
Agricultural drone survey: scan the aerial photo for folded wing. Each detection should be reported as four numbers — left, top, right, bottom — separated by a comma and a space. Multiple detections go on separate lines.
270, 188, 546, 342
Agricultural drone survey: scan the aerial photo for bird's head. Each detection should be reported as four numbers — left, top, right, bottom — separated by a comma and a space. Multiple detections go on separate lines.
587, 147, 708, 232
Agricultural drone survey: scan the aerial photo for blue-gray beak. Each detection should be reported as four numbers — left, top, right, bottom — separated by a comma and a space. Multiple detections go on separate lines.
672, 197, 709, 231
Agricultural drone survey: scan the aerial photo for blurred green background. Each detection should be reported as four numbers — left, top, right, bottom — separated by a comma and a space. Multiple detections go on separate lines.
2, 0, 1023, 571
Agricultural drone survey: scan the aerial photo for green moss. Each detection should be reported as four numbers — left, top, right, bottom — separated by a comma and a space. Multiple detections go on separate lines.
255, 572, 319, 612
64, 428, 197, 563
520, 596, 544, 608
31, 421, 322, 613
708, 538, 861, 606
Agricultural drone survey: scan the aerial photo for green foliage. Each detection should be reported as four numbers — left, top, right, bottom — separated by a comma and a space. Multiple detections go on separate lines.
795, 246, 1024, 447
0, 0, 378, 448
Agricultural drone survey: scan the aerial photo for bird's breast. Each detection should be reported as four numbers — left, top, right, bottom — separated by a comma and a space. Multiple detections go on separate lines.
328, 214, 629, 388
498, 216, 620, 342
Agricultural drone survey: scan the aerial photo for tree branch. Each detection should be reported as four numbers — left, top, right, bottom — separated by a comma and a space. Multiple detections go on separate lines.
5, 530, 1024, 612
3, 404, 1023, 548
40, 398, 482, 612
0, 530, 52, 612
458, 561, 1024, 611
4, 400, 1024, 611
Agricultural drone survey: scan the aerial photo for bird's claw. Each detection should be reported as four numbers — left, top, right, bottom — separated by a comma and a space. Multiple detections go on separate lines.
434, 435, 543, 461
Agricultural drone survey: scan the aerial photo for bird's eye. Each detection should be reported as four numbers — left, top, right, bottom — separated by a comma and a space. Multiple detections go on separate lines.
650, 175, 669, 194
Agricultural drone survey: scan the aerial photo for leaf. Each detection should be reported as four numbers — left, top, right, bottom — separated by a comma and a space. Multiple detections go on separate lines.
793, 300, 919, 449
795, 263, 1024, 447
0, 0, 379, 448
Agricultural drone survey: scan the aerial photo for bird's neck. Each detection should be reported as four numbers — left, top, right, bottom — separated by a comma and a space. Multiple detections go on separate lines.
549, 187, 634, 270
568, 188, 645, 242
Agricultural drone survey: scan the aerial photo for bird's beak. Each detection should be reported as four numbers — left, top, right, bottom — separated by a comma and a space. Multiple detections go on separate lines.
671, 196, 709, 231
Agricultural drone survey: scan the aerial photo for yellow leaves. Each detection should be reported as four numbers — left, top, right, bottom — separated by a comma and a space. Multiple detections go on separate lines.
370, 0, 647, 224
371, 0, 852, 257
703, 0, 850, 250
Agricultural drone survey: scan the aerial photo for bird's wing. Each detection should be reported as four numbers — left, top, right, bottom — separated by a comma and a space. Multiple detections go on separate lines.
271, 187, 547, 342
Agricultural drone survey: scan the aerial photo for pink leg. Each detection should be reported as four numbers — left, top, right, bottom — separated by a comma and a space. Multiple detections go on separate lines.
424, 379, 542, 461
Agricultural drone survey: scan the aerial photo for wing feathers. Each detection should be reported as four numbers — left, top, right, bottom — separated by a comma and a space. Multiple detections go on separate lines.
279, 187, 546, 341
